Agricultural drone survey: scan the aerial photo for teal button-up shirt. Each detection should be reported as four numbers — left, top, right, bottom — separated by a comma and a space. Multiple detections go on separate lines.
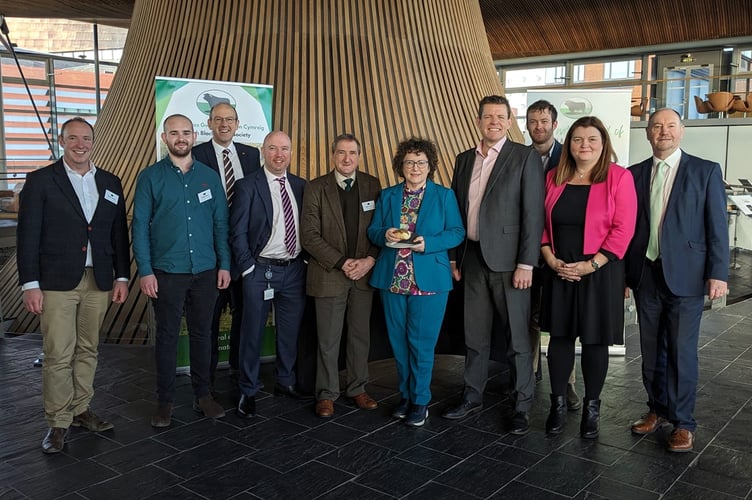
132, 157, 230, 276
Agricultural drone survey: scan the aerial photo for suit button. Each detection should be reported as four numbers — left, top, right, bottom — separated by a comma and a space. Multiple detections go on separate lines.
82, 246, 87, 252
88, 226, 93, 231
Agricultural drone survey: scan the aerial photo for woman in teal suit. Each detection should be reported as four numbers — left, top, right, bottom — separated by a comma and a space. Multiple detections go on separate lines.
368, 138, 465, 427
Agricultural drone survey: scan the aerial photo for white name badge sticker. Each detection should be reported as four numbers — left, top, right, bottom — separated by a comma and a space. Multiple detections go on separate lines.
198, 189, 213, 203
104, 189, 119, 205
362, 200, 376, 212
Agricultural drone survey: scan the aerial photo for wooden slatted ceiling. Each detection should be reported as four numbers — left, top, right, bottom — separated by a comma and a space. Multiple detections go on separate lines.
480, 0, 752, 59
2, 1, 750, 58
0, 0, 508, 340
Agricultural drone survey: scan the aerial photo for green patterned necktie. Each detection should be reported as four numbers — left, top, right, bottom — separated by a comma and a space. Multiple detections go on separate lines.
646, 161, 668, 261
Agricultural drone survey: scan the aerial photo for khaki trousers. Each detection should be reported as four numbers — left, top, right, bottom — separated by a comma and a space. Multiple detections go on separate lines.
40, 269, 109, 427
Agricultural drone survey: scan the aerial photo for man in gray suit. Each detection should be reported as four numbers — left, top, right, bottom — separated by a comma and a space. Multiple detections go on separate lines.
301, 134, 382, 418
442, 95, 545, 435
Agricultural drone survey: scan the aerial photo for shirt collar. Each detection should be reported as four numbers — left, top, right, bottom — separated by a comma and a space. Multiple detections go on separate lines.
62, 159, 96, 176
475, 137, 506, 157
263, 166, 287, 183
333, 169, 356, 187
653, 148, 682, 170
212, 140, 236, 155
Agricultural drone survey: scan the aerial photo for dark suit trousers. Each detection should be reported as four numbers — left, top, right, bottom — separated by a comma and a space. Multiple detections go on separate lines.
634, 260, 703, 431
314, 285, 374, 400
462, 242, 534, 412
238, 260, 306, 396
152, 270, 218, 404
210, 279, 242, 377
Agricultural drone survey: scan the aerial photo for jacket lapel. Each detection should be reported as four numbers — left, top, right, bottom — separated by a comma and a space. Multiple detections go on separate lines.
52, 162, 87, 221
415, 181, 437, 234
483, 141, 511, 197
256, 170, 274, 226
323, 172, 347, 236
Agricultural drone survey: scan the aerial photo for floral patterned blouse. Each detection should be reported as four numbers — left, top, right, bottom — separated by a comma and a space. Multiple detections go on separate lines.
389, 184, 435, 296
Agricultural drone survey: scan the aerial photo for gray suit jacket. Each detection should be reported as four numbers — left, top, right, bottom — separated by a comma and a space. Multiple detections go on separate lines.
301, 170, 382, 296
451, 140, 545, 272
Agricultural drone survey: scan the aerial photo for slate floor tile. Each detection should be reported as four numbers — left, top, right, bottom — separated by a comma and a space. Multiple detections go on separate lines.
490, 480, 570, 499
405, 481, 479, 500
12, 459, 118, 500
318, 440, 397, 475
421, 425, 500, 458
581, 476, 660, 500
435, 453, 524, 497
316, 481, 391, 500
248, 435, 335, 473
519, 451, 606, 497
396, 444, 462, 472
249, 460, 353, 499
157, 436, 254, 478
79, 464, 181, 500
355, 457, 438, 497
680, 445, 752, 497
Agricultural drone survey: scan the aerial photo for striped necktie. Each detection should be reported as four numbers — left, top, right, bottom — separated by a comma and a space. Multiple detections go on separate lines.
276, 177, 297, 256
222, 149, 235, 206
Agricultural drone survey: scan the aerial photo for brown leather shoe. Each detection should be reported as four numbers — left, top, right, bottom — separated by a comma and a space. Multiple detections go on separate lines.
72, 409, 114, 432
41, 427, 67, 454
668, 428, 694, 452
352, 392, 378, 410
631, 412, 669, 435
315, 399, 334, 418
151, 403, 173, 428
193, 396, 226, 419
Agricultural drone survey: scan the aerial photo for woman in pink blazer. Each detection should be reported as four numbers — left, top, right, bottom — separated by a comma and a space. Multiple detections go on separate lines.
539, 116, 637, 439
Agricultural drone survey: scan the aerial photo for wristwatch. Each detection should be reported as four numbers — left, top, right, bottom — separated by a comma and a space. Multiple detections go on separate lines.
590, 259, 600, 271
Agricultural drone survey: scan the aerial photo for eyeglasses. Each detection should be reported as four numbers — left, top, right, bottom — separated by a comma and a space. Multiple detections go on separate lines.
212, 117, 236, 124
403, 160, 429, 169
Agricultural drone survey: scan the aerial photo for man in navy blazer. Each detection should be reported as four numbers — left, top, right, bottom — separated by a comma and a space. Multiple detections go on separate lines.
230, 131, 308, 417
17, 117, 130, 453
192, 102, 261, 381
625, 108, 728, 452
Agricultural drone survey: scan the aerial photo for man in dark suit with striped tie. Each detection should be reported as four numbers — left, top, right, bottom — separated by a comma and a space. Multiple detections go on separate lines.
193, 102, 261, 381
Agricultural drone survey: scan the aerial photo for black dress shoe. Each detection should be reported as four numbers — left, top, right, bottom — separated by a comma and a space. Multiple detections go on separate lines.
237, 394, 256, 418
441, 400, 482, 420
274, 383, 314, 400
41, 427, 67, 454
509, 411, 530, 435
545, 395, 567, 435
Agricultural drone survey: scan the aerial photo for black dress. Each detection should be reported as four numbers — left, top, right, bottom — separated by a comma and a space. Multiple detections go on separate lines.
540, 184, 625, 345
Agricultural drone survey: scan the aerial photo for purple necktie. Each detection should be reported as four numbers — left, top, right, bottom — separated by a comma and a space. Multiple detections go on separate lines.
222, 149, 235, 206
276, 177, 297, 256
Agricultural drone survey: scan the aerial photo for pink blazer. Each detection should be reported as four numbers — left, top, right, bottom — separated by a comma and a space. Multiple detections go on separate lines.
542, 163, 637, 259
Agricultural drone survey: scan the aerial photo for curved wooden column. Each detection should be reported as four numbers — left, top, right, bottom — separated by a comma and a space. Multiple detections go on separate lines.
1, 0, 515, 340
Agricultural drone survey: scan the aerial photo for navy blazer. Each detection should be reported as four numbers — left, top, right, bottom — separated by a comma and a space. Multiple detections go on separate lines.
625, 151, 729, 297
229, 168, 307, 279
192, 140, 261, 179
548, 140, 562, 173
16, 160, 130, 291
368, 180, 465, 293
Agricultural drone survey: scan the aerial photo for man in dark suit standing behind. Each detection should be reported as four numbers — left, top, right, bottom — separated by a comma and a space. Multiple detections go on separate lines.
17, 117, 130, 454
525, 100, 580, 410
193, 102, 261, 380
300, 133, 381, 418
625, 108, 728, 452
442, 95, 544, 435
231, 131, 309, 418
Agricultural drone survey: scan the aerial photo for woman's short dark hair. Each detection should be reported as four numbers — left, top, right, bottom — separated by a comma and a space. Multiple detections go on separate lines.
392, 137, 438, 180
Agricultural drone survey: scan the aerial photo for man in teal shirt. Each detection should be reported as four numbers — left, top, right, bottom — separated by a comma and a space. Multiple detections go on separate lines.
133, 114, 231, 427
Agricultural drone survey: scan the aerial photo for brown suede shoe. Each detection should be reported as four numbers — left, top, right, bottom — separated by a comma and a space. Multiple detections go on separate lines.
352, 392, 378, 410
631, 412, 669, 435
72, 409, 114, 432
668, 428, 694, 452
193, 396, 226, 419
315, 399, 334, 418
151, 403, 173, 428
41, 427, 67, 454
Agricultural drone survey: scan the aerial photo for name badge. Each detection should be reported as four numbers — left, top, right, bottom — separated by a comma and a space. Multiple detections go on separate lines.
104, 189, 119, 205
362, 200, 375, 212
198, 189, 213, 203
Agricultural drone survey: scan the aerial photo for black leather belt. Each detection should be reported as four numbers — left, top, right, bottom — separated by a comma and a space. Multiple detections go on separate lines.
256, 256, 300, 267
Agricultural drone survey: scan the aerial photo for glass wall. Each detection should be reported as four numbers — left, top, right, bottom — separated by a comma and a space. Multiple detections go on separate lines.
498, 43, 752, 138
0, 51, 117, 189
